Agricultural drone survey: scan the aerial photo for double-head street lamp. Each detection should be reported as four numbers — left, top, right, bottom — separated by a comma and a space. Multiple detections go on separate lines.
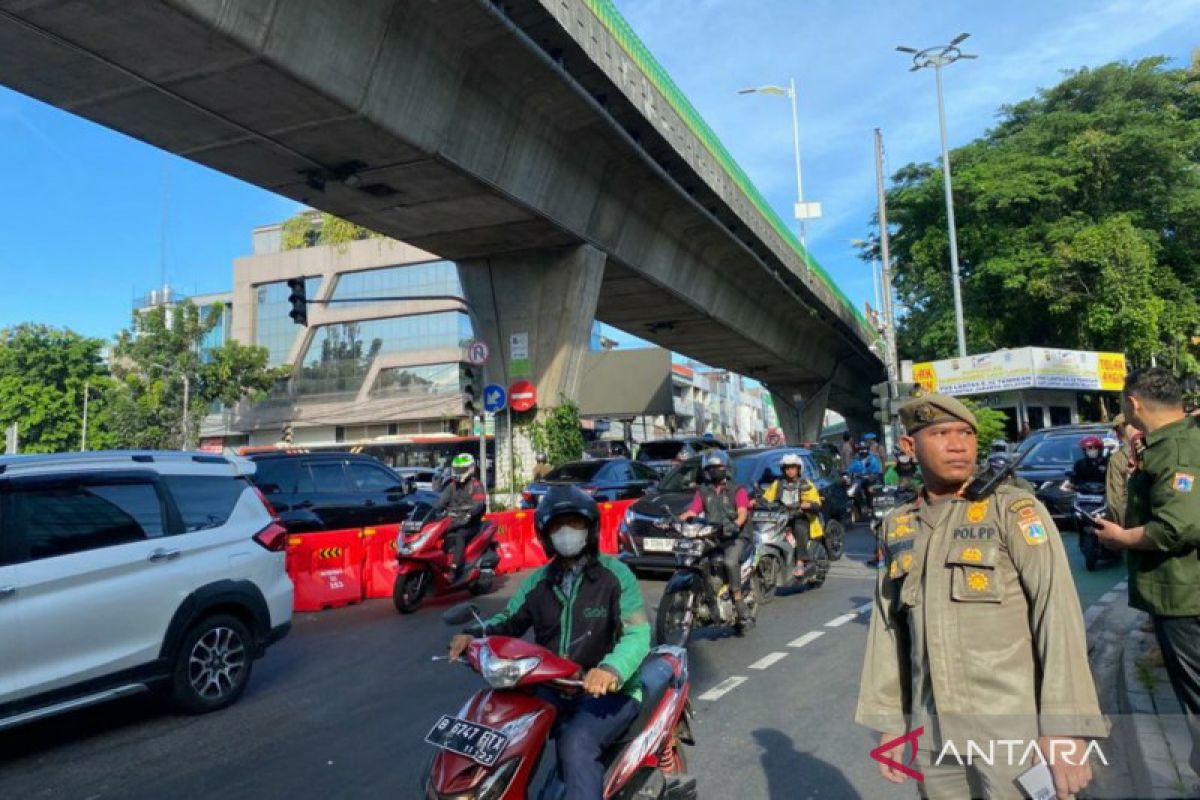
897, 33, 977, 358
737, 78, 822, 250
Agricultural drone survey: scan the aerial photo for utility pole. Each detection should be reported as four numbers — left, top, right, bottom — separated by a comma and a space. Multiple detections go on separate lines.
80, 381, 90, 451
181, 373, 191, 451
874, 128, 901, 454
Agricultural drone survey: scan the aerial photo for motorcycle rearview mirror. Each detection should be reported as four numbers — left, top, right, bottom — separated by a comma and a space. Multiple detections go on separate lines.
442, 602, 481, 627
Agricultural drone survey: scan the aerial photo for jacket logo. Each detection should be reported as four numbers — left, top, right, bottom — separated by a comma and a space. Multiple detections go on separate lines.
961, 547, 983, 563
1174, 472, 1195, 493
967, 571, 990, 592
1019, 518, 1047, 546
966, 500, 989, 523
582, 606, 607, 619
953, 527, 997, 540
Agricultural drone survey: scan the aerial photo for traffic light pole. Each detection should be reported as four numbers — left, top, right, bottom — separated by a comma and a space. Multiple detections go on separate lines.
875, 129, 902, 456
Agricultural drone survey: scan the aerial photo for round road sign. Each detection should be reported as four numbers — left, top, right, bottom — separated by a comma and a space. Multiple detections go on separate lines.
465, 340, 490, 366
509, 380, 538, 412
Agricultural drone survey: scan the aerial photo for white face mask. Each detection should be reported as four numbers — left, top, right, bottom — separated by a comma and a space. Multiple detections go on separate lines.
550, 525, 588, 557
898, 455, 912, 464
1085, 449, 1099, 459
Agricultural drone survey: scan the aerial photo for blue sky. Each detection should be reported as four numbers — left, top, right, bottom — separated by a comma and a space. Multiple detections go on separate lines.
1, 0, 1197, 344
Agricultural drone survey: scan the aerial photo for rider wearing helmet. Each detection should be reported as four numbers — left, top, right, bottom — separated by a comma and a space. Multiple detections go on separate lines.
1071, 435, 1108, 485
848, 445, 883, 478
448, 486, 650, 799
680, 450, 754, 625
532, 451, 554, 482
434, 454, 487, 579
761, 453, 824, 578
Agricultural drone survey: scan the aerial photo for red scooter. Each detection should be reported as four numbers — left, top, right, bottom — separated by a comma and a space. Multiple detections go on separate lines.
423, 603, 697, 799
392, 508, 500, 614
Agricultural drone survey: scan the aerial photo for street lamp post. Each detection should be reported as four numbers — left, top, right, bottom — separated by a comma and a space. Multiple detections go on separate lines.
897, 33, 977, 358
738, 78, 822, 248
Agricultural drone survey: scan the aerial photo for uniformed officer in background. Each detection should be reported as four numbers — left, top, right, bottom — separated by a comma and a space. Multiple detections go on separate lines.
1095, 368, 1200, 776
857, 393, 1106, 799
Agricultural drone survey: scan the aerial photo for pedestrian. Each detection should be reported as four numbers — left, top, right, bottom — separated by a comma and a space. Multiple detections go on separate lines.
1095, 368, 1200, 776
1105, 414, 1136, 526
532, 452, 553, 481
857, 393, 1105, 799
840, 431, 855, 470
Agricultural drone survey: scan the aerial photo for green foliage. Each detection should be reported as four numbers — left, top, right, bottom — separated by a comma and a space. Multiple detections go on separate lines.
0, 324, 113, 453
280, 211, 378, 251
872, 58, 1200, 373
960, 398, 1009, 454
108, 303, 288, 449
527, 397, 586, 466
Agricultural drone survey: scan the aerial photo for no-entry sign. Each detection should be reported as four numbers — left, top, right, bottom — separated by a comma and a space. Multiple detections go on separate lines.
509, 380, 537, 412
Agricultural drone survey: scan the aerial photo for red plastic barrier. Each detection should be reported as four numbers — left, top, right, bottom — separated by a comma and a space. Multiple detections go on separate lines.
286, 529, 365, 612
361, 524, 402, 599
484, 510, 536, 573
598, 499, 638, 555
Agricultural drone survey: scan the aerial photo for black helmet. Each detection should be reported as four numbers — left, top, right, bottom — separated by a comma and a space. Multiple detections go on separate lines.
534, 485, 600, 555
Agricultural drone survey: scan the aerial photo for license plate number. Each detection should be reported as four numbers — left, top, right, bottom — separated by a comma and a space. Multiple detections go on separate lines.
425, 715, 510, 766
642, 537, 676, 552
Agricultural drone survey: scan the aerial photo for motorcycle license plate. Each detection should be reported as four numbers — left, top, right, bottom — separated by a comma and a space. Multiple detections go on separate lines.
642, 537, 676, 552
426, 715, 510, 766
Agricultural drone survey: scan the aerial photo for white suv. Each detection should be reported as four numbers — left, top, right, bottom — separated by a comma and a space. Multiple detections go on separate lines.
0, 451, 293, 729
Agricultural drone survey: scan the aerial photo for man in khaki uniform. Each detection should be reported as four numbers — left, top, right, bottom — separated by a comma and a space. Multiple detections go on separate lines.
856, 394, 1107, 799
1105, 414, 1135, 526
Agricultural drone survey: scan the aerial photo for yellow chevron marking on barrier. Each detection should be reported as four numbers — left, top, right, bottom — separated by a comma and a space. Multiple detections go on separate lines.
317, 547, 344, 559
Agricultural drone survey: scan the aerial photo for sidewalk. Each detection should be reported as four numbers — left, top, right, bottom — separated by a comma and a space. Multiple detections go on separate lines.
1087, 580, 1200, 799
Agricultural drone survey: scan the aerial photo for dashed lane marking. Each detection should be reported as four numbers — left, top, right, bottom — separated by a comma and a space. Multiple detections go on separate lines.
787, 631, 824, 649
825, 612, 858, 628
749, 652, 789, 670
855, 602, 874, 615
698, 676, 748, 702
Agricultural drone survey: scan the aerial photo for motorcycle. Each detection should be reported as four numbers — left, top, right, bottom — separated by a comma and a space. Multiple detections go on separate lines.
424, 603, 697, 800
870, 485, 918, 565
654, 515, 760, 645
751, 506, 828, 603
392, 506, 500, 614
844, 473, 878, 524
1072, 482, 1122, 572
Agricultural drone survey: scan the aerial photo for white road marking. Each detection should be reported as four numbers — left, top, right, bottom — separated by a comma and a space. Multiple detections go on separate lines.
788, 631, 824, 649
1099, 591, 1121, 605
855, 602, 874, 615
697, 676, 748, 701
749, 652, 789, 670
825, 612, 858, 628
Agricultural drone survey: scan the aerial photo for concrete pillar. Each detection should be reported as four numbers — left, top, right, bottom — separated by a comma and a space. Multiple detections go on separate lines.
770, 382, 831, 444
458, 245, 606, 495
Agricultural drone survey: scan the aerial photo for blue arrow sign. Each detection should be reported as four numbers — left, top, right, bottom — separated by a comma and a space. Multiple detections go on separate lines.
483, 383, 507, 413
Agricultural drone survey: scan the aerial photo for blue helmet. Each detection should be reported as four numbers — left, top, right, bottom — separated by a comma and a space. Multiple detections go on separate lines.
703, 449, 732, 482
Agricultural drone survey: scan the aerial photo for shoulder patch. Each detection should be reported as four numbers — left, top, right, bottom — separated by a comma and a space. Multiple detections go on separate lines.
1174, 472, 1195, 493
1009, 497, 1036, 515
1018, 517, 1048, 546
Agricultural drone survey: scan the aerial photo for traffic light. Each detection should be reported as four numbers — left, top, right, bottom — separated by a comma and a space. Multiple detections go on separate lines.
286, 278, 308, 326
872, 381, 892, 424
462, 367, 480, 416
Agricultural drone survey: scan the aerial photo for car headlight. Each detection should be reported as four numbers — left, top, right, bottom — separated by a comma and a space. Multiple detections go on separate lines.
478, 646, 540, 689
624, 509, 637, 527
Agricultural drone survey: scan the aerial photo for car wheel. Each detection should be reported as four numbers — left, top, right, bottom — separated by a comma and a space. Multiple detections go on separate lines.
171, 613, 254, 714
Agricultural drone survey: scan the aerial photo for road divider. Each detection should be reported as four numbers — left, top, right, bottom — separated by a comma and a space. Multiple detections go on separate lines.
286, 529, 365, 612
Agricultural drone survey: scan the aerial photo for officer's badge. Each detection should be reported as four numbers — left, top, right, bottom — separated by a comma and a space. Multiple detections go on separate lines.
966, 500, 988, 523
961, 547, 983, 563
967, 571, 989, 592
889, 560, 899, 578
915, 405, 936, 423
901, 553, 914, 570
1173, 472, 1195, 493
1019, 518, 1047, 546
889, 524, 914, 540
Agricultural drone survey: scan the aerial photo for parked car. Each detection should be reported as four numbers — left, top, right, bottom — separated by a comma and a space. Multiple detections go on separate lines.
617, 447, 851, 572
393, 466, 438, 492
521, 458, 660, 509
247, 451, 439, 533
0, 450, 293, 730
1014, 424, 1116, 526
635, 437, 727, 476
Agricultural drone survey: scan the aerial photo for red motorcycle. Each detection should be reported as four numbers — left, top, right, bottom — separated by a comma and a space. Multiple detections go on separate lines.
424, 603, 697, 799
392, 508, 500, 614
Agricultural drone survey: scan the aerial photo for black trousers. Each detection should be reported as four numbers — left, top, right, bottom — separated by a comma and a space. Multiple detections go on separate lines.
1153, 614, 1200, 773
791, 515, 812, 561
719, 536, 747, 596
444, 517, 481, 569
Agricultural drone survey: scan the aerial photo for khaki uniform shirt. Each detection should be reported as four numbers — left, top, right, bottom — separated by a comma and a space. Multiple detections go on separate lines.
856, 484, 1107, 749
1106, 444, 1130, 527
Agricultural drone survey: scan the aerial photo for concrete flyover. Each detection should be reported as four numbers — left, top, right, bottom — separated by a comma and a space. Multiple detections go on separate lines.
0, 0, 883, 436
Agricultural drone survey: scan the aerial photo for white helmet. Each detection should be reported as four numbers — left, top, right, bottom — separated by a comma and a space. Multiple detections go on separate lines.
780, 453, 804, 470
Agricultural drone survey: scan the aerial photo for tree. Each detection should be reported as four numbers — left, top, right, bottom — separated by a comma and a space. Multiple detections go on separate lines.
869, 58, 1200, 373
960, 399, 1009, 454
108, 303, 288, 449
281, 211, 379, 251
527, 397, 586, 467
0, 324, 113, 453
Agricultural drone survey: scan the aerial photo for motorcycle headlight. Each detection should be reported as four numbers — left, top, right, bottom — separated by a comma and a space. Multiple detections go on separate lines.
478, 646, 540, 689
475, 758, 522, 800
399, 529, 434, 554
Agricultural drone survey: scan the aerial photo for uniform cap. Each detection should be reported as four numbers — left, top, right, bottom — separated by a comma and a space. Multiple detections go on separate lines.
898, 393, 977, 435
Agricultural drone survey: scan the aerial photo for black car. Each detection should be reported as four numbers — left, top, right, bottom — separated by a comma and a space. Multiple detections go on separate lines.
521, 458, 661, 509
635, 437, 727, 476
248, 451, 439, 533
1014, 424, 1116, 526
618, 447, 851, 572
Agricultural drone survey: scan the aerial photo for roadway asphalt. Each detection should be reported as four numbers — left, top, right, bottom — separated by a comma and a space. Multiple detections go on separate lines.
0, 524, 1125, 800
